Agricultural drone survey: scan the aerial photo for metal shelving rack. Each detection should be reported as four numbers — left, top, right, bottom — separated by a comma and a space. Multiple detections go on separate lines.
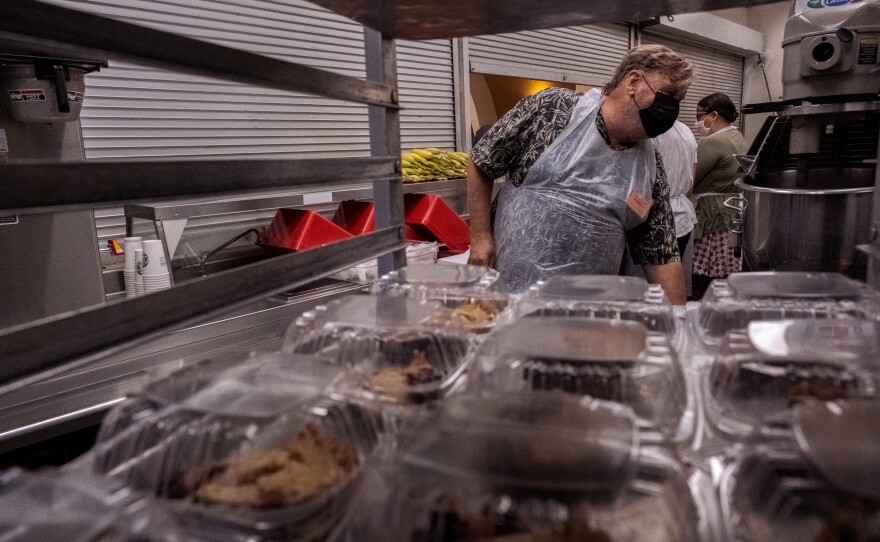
0, 0, 779, 392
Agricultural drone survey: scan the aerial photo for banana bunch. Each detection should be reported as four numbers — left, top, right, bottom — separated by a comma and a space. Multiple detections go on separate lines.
401, 148, 469, 183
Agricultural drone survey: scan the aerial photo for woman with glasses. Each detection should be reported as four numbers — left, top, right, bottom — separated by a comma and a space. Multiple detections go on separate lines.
691, 92, 747, 297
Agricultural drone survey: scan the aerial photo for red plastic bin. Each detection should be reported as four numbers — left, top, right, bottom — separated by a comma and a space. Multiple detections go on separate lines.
404, 194, 470, 253
332, 200, 425, 241
259, 209, 352, 252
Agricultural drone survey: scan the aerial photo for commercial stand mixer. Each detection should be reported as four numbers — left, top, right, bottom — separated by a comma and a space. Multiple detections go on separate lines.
731, 0, 879, 278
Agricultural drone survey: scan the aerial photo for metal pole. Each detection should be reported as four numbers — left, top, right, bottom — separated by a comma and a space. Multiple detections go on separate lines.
364, 27, 406, 274
867, 120, 880, 289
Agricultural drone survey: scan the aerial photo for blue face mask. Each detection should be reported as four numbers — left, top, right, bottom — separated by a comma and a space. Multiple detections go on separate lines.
633, 75, 680, 138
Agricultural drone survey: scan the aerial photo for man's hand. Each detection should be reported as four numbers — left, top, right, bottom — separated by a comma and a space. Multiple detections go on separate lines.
468, 232, 496, 267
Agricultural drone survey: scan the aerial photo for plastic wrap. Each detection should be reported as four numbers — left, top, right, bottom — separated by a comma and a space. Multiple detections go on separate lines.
717, 400, 880, 542
283, 295, 473, 408
372, 263, 510, 332
350, 392, 715, 542
91, 353, 381, 542
704, 319, 880, 440
0, 469, 182, 542
492, 89, 656, 292
469, 316, 690, 441
694, 272, 880, 350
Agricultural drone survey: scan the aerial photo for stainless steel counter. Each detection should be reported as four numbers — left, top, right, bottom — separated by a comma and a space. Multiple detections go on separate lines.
0, 280, 363, 453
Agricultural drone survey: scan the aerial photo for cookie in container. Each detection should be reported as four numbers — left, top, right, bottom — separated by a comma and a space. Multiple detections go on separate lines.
89, 353, 382, 542
704, 318, 880, 441
283, 294, 474, 409
372, 263, 510, 333
515, 275, 680, 346
0, 468, 183, 542
348, 392, 719, 542
468, 316, 691, 442
716, 399, 880, 542
693, 272, 880, 351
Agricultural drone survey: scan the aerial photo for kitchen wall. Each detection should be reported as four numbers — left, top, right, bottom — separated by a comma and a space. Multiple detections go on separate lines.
741, 2, 791, 144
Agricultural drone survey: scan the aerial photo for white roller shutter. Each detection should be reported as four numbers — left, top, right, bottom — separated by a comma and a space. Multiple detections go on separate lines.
44, 0, 456, 244
468, 23, 631, 85
641, 33, 744, 135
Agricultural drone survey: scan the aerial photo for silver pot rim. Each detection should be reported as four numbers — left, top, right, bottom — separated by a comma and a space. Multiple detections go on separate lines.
735, 178, 874, 196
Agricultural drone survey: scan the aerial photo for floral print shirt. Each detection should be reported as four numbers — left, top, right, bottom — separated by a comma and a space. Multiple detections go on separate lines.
471, 87, 680, 266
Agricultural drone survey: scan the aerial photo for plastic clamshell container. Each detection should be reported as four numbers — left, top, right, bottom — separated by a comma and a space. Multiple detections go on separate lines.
518, 275, 679, 341
350, 392, 712, 542
470, 316, 689, 440
91, 353, 381, 542
331, 242, 438, 284
704, 319, 880, 440
717, 400, 880, 542
332, 200, 425, 241
373, 263, 510, 332
694, 272, 880, 350
404, 194, 470, 253
259, 209, 352, 253
0, 469, 182, 542
283, 295, 473, 407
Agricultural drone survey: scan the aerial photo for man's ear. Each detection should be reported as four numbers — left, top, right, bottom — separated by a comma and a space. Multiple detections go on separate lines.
624, 71, 641, 96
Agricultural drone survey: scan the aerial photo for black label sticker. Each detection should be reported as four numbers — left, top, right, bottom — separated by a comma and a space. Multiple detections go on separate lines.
0, 216, 19, 226
859, 38, 878, 65
8, 89, 46, 102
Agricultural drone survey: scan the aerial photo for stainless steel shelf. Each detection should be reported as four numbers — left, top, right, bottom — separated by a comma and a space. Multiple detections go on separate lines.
308, 0, 782, 40
0, 226, 405, 394
0, 0, 397, 108
1, 157, 399, 214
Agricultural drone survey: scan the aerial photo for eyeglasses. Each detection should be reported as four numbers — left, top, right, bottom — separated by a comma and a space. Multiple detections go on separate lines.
696, 110, 712, 119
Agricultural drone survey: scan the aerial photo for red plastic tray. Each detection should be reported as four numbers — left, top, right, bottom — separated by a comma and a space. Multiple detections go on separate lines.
332, 200, 424, 241
404, 194, 470, 253
259, 209, 352, 252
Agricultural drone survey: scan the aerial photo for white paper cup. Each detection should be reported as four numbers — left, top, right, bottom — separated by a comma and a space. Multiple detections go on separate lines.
141, 240, 170, 278
124, 237, 143, 273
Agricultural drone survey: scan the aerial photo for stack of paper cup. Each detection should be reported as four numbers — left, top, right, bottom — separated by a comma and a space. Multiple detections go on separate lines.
140, 239, 172, 292
135, 248, 145, 296
123, 237, 143, 298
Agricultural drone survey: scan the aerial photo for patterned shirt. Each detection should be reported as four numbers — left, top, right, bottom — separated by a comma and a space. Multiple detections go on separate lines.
471, 87, 680, 266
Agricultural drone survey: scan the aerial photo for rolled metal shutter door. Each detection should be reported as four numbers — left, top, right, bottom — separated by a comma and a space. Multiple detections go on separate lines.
640, 33, 744, 135
43, 0, 456, 244
468, 23, 631, 86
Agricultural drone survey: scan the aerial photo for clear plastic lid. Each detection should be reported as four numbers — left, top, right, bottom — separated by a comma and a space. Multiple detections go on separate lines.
0, 469, 182, 542
718, 399, 880, 542
470, 317, 688, 440
517, 275, 678, 338
694, 272, 880, 349
283, 295, 473, 405
373, 264, 510, 331
350, 392, 710, 541
91, 354, 382, 541
704, 319, 880, 440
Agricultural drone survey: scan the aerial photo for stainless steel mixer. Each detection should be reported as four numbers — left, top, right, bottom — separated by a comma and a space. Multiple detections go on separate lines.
733, 1, 879, 278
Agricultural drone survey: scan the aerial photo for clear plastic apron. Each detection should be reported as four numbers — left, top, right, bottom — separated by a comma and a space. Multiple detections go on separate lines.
494, 89, 656, 292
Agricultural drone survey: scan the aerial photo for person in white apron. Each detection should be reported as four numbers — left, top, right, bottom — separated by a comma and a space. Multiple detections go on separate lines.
467, 45, 695, 302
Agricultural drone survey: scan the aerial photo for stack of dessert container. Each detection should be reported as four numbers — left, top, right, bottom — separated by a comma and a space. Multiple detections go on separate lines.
349, 392, 721, 541
692, 272, 880, 354
702, 318, 880, 442
282, 294, 475, 423
89, 352, 383, 542
716, 399, 880, 541
0, 468, 183, 541
467, 315, 693, 443
372, 263, 511, 334
515, 275, 681, 350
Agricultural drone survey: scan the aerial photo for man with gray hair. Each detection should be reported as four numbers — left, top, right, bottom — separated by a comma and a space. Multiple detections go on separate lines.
467, 44, 695, 303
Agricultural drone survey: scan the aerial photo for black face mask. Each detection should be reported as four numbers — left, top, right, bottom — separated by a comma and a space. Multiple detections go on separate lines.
633, 75, 680, 138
